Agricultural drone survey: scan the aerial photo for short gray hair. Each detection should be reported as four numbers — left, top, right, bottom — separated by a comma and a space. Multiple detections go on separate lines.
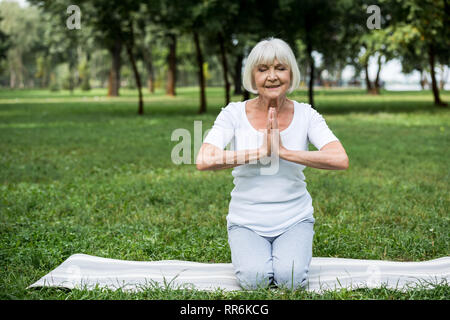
242, 37, 300, 94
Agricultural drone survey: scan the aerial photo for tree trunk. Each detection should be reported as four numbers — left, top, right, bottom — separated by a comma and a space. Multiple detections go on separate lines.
317, 67, 324, 87
439, 64, 447, 90
336, 68, 342, 87
217, 32, 230, 105
428, 43, 447, 107
68, 72, 74, 94
17, 55, 24, 88
108, 38, 122, 97
124, 21, 144, 115
233, 53, 243, 95
142, 45, 154, 94
419, 69, 425, 90
306, 41, 315, 107
364, 60, 377, 95
374, 54, 382, 94
147, 74, 154, 93
68, 61, 75, 94
193, 31, 207, 114
9, 65, 16, 88
166, 33, 177, 96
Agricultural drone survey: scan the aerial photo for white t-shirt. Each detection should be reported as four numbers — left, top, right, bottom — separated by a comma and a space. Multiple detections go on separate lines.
203, 99, 339, 237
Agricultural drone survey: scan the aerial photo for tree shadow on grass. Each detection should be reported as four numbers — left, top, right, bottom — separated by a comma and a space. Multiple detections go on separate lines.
1, 92, 447, 126
83, 99, 444, 118
314, 100, 442, 115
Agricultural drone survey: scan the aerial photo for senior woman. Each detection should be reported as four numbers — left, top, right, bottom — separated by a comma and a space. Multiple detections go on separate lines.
196, 37, 348, 290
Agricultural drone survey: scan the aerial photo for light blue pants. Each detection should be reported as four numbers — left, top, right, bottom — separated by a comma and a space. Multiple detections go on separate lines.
227, 218, 315, 290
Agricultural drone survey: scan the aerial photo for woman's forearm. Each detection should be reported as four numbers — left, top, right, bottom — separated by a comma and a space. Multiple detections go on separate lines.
280, 148, 349, 170
197, 148, 263, 171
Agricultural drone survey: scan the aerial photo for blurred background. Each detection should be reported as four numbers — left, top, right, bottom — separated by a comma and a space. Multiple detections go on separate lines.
0, 0, 448, 110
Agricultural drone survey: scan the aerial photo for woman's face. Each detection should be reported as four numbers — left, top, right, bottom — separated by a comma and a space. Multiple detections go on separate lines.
253, 59, 291, 99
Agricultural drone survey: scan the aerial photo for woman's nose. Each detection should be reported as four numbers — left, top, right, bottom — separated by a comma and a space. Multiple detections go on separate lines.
267, 68, 277, 80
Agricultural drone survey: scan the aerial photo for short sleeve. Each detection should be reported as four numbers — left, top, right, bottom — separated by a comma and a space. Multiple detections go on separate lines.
307, 107, 339, 150
203, 104, 236, 150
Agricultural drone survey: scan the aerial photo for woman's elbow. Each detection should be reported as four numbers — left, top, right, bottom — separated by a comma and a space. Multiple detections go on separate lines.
340, 154, 349, 170
196, 155, 213, 171
196, 161, 207, 171
196, 156, 207, 171
196, 145, 215, 171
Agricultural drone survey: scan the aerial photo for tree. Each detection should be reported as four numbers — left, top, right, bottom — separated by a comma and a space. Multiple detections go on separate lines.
30, 0, 118, 94
134, 19, 160, 94
123, 17, 144, 115
79, 1, 124, 97
384, 23, 428, 89
0, 1, 44, 88
149, 0, 238, 113
184, 0, 209, 113
146, 0, 187, 97
0, 17, 10, 63
201, 0, 240, 106
358, 29, 394, 94
68, 1, 144, 111
278, 0, 348, 107
384, 0, 449, 106
193, 31, 207, 113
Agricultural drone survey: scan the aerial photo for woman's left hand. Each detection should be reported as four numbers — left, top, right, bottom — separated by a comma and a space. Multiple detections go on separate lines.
269, 107, 289, 158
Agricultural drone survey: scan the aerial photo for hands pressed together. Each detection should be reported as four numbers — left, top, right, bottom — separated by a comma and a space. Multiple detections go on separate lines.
259, 99, 288, 159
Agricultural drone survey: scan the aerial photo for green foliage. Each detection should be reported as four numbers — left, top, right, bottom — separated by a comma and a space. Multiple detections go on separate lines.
380, 0, 449, 73
0, 87, 449, 300
48, 73, 59, 92
80, 77, 91, 91
78, 57, 90, 87
0, 16, 10, 61
0, 1, 44, 87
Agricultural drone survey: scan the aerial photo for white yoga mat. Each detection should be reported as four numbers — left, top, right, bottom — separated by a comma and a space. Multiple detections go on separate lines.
27, 254, 449, 293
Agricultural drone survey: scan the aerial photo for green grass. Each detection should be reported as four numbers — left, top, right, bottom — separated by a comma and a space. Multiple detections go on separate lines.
0, 87, 449, 300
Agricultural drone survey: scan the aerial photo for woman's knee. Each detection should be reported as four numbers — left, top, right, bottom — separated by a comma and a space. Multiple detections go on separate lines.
273, 262, 309, 289
235, 266, 272, 290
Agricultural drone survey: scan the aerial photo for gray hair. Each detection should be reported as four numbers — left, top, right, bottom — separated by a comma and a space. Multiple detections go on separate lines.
242, 37, 301, 94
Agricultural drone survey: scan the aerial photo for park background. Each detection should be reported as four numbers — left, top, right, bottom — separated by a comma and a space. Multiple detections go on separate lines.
0, 0, 449, 299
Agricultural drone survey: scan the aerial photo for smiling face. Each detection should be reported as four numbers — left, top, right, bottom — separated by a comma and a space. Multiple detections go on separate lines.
253, 59, 291, 99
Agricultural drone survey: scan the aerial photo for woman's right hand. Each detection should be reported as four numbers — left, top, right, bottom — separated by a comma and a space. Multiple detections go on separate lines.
259, 108, 274, 158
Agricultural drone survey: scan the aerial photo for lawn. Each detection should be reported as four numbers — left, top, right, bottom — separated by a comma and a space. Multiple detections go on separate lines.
0, 87, 449, 300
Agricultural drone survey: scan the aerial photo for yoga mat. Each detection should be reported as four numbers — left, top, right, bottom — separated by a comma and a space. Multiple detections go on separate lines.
27, 254, 449, 293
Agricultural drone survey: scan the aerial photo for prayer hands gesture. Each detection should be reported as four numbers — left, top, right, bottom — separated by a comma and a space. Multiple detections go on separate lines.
259, 99, 288, 159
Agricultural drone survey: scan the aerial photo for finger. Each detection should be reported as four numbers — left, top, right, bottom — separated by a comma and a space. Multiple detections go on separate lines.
271, 111, 278, 129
